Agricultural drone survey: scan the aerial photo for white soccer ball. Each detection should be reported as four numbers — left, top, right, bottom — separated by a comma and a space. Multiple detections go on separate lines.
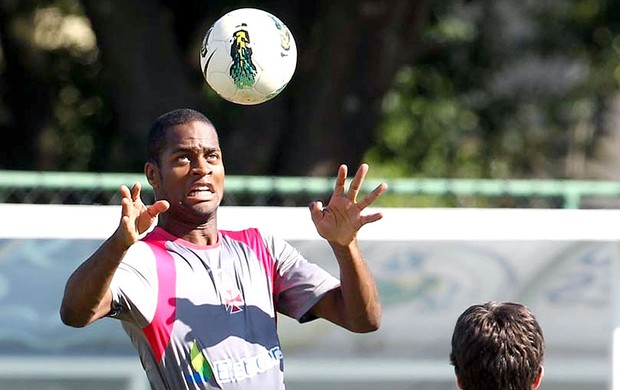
199, 8, 297, 105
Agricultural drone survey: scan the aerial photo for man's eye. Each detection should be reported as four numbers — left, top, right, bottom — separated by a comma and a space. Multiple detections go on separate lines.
178, 156, 191, 163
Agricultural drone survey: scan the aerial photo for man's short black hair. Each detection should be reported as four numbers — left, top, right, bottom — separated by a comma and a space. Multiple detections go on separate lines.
146, 108, 213, 164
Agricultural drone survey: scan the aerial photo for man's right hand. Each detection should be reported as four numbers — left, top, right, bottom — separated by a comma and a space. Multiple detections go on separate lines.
117, 183, 170, 249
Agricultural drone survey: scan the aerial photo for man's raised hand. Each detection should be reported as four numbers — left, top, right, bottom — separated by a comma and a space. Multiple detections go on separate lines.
117, 182, 169, 248
309, 164, 388, 247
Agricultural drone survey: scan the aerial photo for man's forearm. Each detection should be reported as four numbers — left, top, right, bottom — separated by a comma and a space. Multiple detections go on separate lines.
60, 233, 128, 327
330, 239, 381, 332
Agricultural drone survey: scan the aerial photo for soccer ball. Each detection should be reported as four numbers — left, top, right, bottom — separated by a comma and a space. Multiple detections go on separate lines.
199, 8, 297, 105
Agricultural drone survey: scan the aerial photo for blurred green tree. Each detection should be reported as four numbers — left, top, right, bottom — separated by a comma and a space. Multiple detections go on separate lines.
0, 0, 431, 175
0, 0, 618, 186
366, 0, 620, 183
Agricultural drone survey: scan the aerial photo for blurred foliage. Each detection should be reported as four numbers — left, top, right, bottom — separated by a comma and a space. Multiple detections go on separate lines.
1, 0, 620, 195
366, 0, 620, 182
0, 0, 113, 171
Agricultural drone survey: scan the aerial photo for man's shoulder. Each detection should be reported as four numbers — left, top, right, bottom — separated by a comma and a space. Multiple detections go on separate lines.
220, 227, 263, 240
123, 239, 159, 266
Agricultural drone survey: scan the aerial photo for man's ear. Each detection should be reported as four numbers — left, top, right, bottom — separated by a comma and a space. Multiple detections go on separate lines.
145, 161, 159, 189
532, 365, 544, 389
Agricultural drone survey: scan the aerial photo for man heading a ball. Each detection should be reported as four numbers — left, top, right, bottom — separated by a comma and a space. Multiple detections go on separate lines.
60, 108, 388, 389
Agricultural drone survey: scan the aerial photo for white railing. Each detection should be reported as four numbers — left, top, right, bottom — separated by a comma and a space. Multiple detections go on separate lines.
0, 357, 608, 389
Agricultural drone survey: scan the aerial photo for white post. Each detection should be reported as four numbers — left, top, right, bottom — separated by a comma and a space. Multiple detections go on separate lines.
612, 242, 620, 390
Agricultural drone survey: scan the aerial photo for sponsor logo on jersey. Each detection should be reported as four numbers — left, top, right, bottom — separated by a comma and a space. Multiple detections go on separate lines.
184, 340, 213, 384
213, 345, 284, 384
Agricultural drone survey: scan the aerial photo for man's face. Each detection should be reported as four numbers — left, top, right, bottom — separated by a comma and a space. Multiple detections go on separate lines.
147, 120, 225, 223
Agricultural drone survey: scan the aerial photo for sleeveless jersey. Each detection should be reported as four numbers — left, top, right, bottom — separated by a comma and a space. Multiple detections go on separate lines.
108, 226, 340, 389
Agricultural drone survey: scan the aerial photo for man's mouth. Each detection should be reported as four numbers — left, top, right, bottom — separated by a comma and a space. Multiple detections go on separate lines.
188, 186, 213, 197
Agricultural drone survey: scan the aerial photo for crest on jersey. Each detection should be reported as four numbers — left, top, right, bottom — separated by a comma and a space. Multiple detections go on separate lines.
224, 287, 244, 314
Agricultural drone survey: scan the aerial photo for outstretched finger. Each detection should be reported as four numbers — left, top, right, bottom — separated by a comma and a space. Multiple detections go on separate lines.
360, 211, 384, 226
119, 196, 135, 230
331, 164, 348, 200
120, 196, 131, 217
348, 163, 368, 202
131, 182, 142, 201
357, 182, 388, 210
119, 185, 132, 200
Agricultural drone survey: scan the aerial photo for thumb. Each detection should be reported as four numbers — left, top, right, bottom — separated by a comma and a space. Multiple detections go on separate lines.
149, 200, 170, 217
308, 201, 324, 223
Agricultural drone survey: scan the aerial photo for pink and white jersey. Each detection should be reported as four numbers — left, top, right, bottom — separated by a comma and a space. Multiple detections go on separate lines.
108, 226, 340, 389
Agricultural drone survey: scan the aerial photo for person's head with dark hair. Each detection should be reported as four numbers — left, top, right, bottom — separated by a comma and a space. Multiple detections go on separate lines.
146, 108, 214, 164
450, 301, 545, 390
144, 107, 223, 227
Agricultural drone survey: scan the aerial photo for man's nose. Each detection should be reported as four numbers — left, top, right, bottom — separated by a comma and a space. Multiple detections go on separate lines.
191, 157, 211, 175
